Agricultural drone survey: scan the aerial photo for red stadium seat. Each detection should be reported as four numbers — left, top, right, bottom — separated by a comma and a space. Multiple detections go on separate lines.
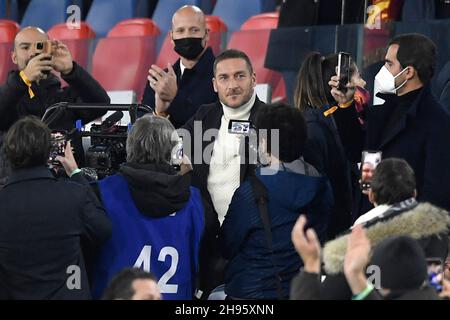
92, 20, 159, 100
227, 13, 286, 102
107, 18, 160, 37
156, 15, 227, 69
206, 15, 228, 32
48, 22, 96, 70
48, 22, 96, 40
0, 19, 19, 42
240, 12, 279, 31
0, 20, 19, 84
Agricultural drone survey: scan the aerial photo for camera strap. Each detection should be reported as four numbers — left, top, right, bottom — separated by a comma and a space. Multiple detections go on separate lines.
249, 174, 286, 300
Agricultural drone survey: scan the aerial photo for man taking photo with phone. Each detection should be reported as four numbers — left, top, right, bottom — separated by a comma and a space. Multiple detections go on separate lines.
0, 26, 110, 185
329, 33, 450, 216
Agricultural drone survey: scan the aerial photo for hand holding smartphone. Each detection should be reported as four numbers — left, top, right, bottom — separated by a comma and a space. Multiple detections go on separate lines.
360, 151, 382, 192
337, 52, 351, 93
49, 131, 67, 166
35, 40, 54, 75
427, 258, 444, 293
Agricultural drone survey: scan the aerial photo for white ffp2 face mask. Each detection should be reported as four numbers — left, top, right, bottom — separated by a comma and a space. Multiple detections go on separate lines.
373, 66, 409, 103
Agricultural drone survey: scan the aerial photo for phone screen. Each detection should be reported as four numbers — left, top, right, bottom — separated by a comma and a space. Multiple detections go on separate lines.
228, 120, 252, 134
337, 52, 351, 93
427, 258, 444, 292
171, 137, 183, 170
49, 131, 67, 165
360, 151, 382, 191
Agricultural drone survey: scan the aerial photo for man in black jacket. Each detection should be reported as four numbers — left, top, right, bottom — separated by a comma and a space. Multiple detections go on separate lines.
329, 33, 450, 215
0, 26, 110, 184
179, 49, 265, 299
142, 5, 217, 128
0, 116, 111, 300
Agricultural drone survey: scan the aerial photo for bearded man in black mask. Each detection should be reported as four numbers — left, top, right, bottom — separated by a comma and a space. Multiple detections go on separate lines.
142, 5, 217, 128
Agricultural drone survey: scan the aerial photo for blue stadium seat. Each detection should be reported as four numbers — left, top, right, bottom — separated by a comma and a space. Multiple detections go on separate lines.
212, 0, 275, 32
0, 0, 19, 21
86, 0, 148, 38
20, 0, 71, 31
200, 0, 215, 14
152, 0, 201, 37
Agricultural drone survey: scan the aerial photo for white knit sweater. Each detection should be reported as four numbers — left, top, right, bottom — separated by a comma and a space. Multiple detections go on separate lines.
207, 91, 256, 225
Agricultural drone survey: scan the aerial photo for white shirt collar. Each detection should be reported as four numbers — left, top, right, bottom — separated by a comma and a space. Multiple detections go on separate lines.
179, 60, 187, 76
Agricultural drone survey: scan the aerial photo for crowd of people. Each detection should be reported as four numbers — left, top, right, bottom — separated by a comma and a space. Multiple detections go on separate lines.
0, 4, 449, 300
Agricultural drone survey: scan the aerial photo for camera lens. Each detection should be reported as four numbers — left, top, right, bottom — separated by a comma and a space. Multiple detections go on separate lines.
36, 42, 44, 50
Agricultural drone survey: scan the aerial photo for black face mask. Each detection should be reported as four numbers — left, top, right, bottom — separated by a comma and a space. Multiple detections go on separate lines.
173, 37, 204, 60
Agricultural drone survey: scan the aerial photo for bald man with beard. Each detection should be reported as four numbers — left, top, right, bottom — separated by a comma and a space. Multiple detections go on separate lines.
0, 26, 110, 184
142, 5, 217, 128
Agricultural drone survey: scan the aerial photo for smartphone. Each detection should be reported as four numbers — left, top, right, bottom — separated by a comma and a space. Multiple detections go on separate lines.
171, 137, 183, 170
360, 150, 382, 191
35, 40, 53, 75
427, 258, 444, 292
228, 120, 251, 134
49, 131, 67, 165
35, 40, 53, 55
337, 52, 351, 93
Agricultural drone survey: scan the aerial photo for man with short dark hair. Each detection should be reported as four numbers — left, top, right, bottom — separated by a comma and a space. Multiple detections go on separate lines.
0, 116, 111, 300
329, 33, 450, 215
353, 158, 417, 225
102, 268, 161, 300
180, 49, 265, 299
183, 49, 263, 226
142, 5, 217, 128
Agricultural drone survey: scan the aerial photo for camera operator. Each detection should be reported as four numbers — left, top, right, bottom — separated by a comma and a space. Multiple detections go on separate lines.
0, 26, 110, 185
0, 116, 111, 300
90, 114, 204, 300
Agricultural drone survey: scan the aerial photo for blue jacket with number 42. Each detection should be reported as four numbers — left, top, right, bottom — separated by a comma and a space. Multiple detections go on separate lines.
91, 163, 204, 300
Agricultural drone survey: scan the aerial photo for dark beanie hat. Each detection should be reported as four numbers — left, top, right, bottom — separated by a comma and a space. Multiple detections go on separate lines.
370, 236, 427, 291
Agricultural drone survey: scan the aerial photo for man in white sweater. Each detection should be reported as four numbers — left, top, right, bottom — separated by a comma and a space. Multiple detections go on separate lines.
207, 52, 258, 225
181, 49, 265, 298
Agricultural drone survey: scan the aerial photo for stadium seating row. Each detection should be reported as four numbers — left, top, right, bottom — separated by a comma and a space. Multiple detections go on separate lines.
0, 2, 285, 101
0, 0, 276, 36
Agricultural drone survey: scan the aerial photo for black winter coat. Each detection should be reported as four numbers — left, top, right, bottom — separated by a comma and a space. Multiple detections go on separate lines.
0, 167, 111, 299
333, 85, 450, 213
303, 108, 353, 239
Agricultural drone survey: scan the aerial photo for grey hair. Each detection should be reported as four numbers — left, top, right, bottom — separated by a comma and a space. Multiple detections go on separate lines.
126, 114, 177, 164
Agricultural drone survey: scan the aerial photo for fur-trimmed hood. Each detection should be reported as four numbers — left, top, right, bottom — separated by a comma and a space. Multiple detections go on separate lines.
323, 203, 450, 275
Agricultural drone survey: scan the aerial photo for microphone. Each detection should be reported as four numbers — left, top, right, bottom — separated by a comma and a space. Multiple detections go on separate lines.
101, 111, 123, 130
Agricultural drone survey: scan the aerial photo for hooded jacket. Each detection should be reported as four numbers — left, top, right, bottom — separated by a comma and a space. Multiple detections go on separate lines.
219, 164, 333, 299
91, 163, 204, 300
119, 163, 192, 217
